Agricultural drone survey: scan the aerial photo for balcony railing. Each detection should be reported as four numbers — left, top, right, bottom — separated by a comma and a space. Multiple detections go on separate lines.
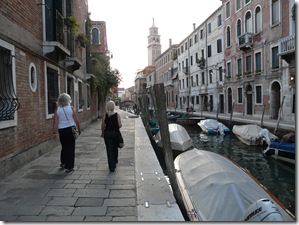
280, 35, 295, 55
238, 33, 253, 50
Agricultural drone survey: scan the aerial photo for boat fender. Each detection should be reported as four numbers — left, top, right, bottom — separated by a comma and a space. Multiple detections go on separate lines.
240, 198, 284, 221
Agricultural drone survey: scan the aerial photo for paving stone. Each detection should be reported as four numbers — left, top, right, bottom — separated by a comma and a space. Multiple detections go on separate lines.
72, 206, 107, 216
75, 197, 104, 207
46, 197, 78, 206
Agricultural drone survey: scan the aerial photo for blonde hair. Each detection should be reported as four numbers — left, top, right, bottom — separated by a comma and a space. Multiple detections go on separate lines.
57, 93, 72, 107
106, 100, 115, 116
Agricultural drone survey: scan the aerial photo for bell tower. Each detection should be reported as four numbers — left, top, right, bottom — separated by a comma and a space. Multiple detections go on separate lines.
147, 18, 161, 66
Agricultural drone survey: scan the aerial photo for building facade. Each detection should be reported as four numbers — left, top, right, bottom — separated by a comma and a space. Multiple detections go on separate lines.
0, 0, 104, 178
139, 0, 295, 124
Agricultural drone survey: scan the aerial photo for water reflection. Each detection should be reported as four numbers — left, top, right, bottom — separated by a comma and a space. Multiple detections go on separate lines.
184, 125, 295, 216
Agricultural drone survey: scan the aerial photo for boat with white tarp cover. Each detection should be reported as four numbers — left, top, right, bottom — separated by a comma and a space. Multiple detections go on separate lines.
174, 149, 295, 221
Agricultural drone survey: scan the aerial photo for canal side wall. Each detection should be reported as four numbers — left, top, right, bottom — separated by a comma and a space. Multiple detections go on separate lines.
134, 117, 185, 221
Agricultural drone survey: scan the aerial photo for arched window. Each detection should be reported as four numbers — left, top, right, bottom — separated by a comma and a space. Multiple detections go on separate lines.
255, 6, 262, 33
92, 28, 99, 44
226, 26, 231, 47
236, 19, 242, 37
245, 11, 252, 32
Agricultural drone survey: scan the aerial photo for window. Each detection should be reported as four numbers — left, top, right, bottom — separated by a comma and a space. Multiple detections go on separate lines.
92, 28, 99, 44
196, 96, 199, 104
194, 33, 198, 43
209, 70, 213, 83
226, 1, 231, 19
255, 52, 261, 72
236, 0, 241, 11
237, 19, 242, 37
78, 80, 84, 110
208, 45, 212, 57
237, 58, 242, 74
255, 6, 262, 33
200, 29, 204, 39
219, 66, 223, 81
255, 85, 262, 104
245, 55, 252, 73
201, 72, 205, 85
217, 14, 222, 27
29, 63, 37, 92
196, 74, 199, 85
208, 22, 212, 34
245, 11, 252, 33
271, 46, 279, 68
271, 0, 280, 25
238, 87, 243, 103
86, 84, 91, 109
245, 0, 251, 5
46, 66, 59, 115
186, 77, 189, 88
185, 42, 188, 51
217, 39, 222, 53
227, 62, 231, 77
0, 42, 19, 126
226, 27, 231, 47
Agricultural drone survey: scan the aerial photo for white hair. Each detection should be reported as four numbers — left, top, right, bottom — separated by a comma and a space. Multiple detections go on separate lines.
106, 101, 115, 116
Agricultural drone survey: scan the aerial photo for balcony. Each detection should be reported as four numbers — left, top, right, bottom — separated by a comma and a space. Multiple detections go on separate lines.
238, 33, 253, 50
183, 67, 189, 75
43, 10, 70, 61
279, 35, 295, 64
65, 57, 82, 72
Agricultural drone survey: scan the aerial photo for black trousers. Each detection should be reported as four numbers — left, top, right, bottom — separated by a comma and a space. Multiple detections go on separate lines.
104, 130, 119, 171
59, 126, 75, 169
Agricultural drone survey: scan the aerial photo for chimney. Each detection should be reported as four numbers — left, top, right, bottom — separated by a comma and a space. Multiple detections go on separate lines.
169, 38, 172, 47
193, 23, 196, 30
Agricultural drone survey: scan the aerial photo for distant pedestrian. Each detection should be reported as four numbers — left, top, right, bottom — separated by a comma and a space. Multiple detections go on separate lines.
207, 101, 211, 112
53, 93, 81, 173
101, 100, 122, 172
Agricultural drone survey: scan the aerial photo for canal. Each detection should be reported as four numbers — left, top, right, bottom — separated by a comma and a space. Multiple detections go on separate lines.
181, 124, 296, 216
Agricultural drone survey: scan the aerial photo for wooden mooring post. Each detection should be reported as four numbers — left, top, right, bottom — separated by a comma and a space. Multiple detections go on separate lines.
152, 83, 186, 218
274, 96, 285, 135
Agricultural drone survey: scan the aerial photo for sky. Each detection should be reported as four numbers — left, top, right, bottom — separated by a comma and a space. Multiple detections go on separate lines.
88, 0, 222, 88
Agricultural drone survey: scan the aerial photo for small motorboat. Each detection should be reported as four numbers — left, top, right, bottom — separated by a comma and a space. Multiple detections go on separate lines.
232, 124, 278, 146
264, 141, 295, 164
197, 119, 230, 135
174, 149, 295, 221
153, 123, 193, 151
166, 112, 181, 122
176, 115, 205, 125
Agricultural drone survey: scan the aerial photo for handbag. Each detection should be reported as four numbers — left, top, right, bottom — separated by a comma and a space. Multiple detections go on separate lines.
62, 107, 79, 140
118, 130, 124, 148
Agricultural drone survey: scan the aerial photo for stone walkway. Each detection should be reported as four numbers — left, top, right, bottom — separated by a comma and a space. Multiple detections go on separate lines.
0, 109, 184, 222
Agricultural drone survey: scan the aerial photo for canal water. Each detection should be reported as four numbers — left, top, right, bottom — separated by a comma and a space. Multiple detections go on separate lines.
181, 124, 296, 216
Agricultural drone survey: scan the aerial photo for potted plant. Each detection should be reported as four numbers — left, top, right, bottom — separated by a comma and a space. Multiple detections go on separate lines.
196, 57, 205, 69
76, 33, 88, 47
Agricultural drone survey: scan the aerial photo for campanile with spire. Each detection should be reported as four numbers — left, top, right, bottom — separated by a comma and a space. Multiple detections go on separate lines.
147, 18, 161, 66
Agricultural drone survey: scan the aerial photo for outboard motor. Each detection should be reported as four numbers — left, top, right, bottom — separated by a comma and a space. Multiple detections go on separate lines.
258, 129, 271, 146
217, 123, 225, 136
240, 198, 284, 221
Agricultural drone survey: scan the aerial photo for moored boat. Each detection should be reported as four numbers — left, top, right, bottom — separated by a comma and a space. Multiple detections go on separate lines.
153, 123, 193, 151
264, 141, 295, 164
232, 124, 278, 146
176, 115, 205, 125
197, 119, 230, 135
174, 149, 295, 221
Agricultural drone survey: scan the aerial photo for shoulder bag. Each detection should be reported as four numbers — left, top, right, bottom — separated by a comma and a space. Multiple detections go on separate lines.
62, 107, 79, 139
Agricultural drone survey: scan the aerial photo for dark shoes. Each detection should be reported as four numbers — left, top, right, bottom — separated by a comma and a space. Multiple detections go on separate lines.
65, 168, 74, 173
